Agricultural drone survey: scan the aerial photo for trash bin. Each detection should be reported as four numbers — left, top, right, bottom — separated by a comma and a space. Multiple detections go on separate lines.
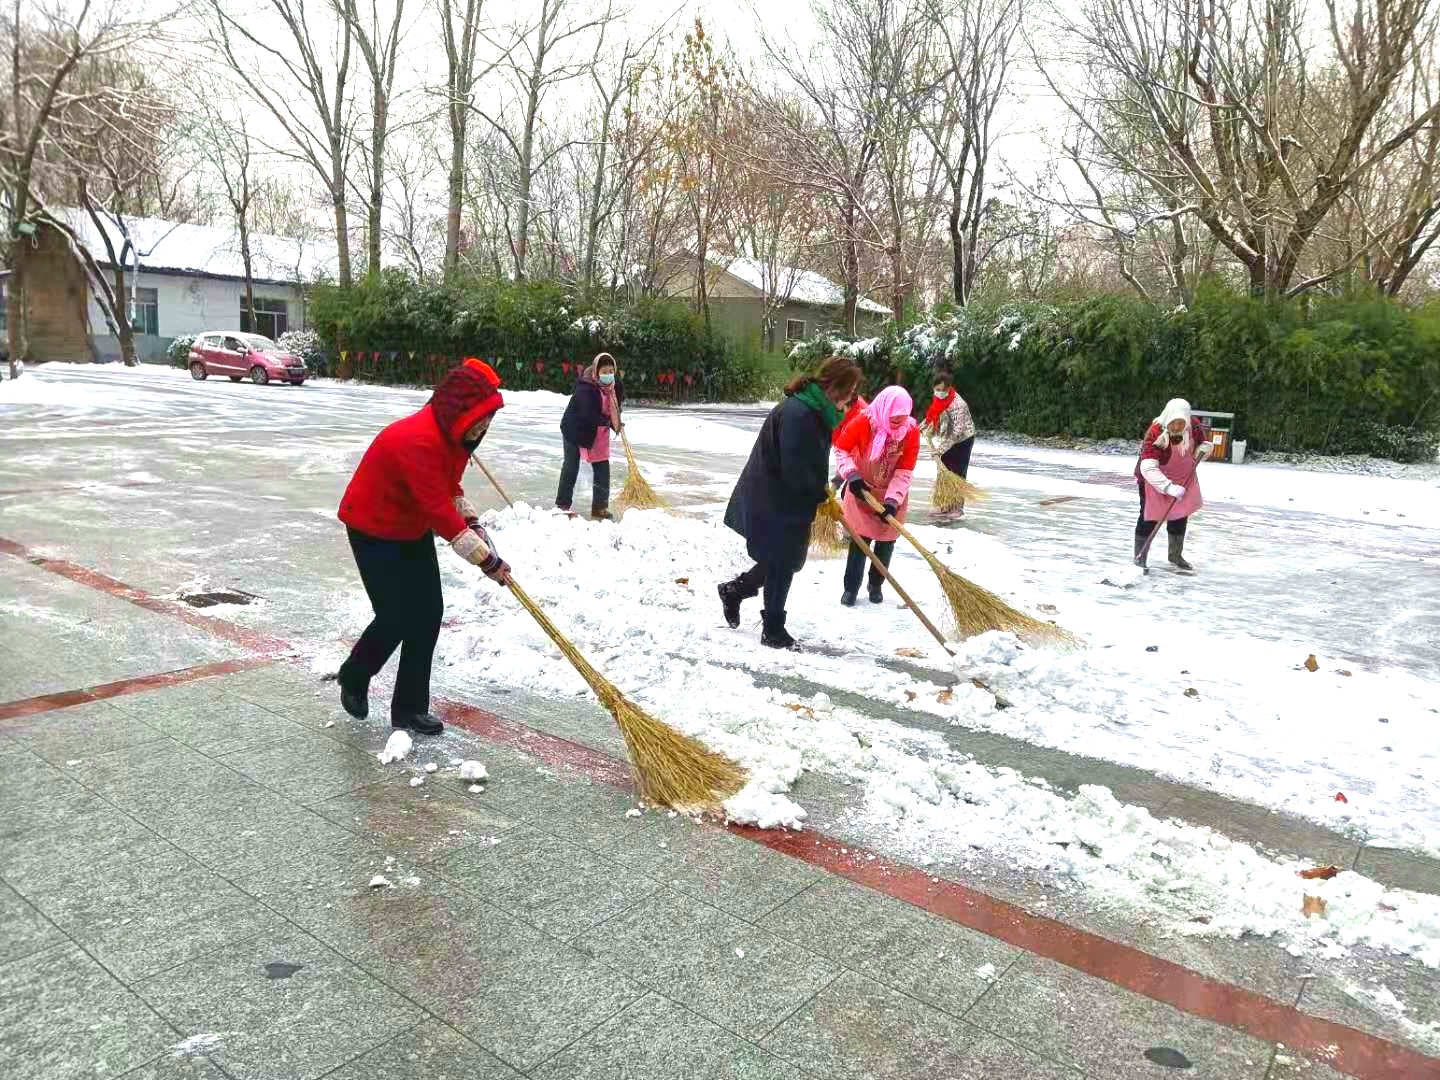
1232, 439, 1247, 464
1192, 410, 1236, 462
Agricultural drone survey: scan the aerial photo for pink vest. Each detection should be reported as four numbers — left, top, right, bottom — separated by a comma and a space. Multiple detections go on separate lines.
1141, 442, 1203, 521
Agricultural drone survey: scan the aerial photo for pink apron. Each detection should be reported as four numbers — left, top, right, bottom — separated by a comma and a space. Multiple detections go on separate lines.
579, 386, 619, 464
1142, 443, 1203, 521
841, 439, 908, 542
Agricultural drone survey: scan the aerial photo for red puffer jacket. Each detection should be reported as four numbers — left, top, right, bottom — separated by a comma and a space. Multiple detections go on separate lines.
339, 359, 504, 542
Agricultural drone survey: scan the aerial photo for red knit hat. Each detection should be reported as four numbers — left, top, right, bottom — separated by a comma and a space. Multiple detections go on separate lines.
430, 358, 504, 443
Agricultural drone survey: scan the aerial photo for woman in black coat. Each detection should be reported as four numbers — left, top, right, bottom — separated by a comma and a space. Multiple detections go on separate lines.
556, 352, 624, 520
719, 356, 863, 649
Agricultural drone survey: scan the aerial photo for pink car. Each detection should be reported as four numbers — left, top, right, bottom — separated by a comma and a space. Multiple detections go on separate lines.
188, 332, 307, 386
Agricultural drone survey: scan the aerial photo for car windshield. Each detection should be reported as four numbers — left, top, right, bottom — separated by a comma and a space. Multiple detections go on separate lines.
239, 334, 279, 353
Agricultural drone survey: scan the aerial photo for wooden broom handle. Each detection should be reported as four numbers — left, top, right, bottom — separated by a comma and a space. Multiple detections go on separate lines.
828, 492, 953, 654
470, 454, 514, 508
1136, 454, 1204, 564
858, 487, 932, 560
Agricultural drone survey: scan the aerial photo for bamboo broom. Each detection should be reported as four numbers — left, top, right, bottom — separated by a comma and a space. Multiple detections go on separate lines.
505, 575, 746, 808
469, 454, 514, 508
808, 487, 848, 557
616, 429, 668, 512
926, 434, 984, 514
858, 489, 1077, 648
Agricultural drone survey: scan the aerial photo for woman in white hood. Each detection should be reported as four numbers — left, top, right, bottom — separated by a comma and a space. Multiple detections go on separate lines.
1133, 398, 1211, 570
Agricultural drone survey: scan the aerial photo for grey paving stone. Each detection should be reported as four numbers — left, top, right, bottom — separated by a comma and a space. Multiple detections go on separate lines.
0, 881, 65, 965
128, 692, 306, 757
0, 795, 156, 892
0, 942, 177, 1080
530, 992, 811, 1080
760, 969, 981, 1079
530, 779, 658, 851
760, 877, 1021, 1018
20, 839, 286, 982
314, 777, 521, 857
0, 746, 91, 825
577, 889, 838, 1041
9, 699, 170, 763
436, 824, 661, 937
1266, 1045, 1353, 1080
966, 954, 1271, 1080
609, 814, 823, 921
216, 730, 392, 802
1353, 845, 1440, 897
116, 1054, 232, 1080
945, 1032, 1086, 1079
1293, 953, 1440, 1056
324, 1019, 521, 1079
134, 927, 421, 1080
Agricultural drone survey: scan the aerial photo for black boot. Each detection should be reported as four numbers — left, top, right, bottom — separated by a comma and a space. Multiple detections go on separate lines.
840, 590, 857, 607
1133, 532, 1149, 570
1168, 532, 1193, 572
393, 712, 444, 735
337, 670, 369, 720
718, 580, 744, 628
868, 579, 884, 604
761, 610, 796, 649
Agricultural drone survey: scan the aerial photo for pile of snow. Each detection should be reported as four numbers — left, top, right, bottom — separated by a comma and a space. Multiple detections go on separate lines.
377, 731, 412, 764
459, 760, 488, 781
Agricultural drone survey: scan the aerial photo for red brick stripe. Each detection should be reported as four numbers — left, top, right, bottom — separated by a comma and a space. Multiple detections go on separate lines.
0, 658, 279, 721
3, 534, 1434, 1080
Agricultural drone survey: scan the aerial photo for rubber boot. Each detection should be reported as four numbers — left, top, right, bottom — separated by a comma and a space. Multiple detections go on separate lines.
718, 580, 744, 629
761, 610, 796, 650
840, 590, 858, 607
1168, 532, 1193, 572
1133, 532, 1149, 570
867, 574, 884, 604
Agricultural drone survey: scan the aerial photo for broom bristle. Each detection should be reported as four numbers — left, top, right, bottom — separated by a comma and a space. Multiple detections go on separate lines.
508, 579, 745, 808
617, 436, 668, 512
923, 550, 1079, 648
809, 495, 848, 557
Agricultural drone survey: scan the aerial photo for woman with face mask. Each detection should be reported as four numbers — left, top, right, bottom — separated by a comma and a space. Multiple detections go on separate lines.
922, 371, 976, 516
833, 385, 921, 606
557, 352, 624, 520
1134, 397, 1211, 571
336, 358, 511, 735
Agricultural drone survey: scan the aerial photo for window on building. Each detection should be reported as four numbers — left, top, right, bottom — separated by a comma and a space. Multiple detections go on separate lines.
131, 287, 159, 336
241, 297, 289, 339
785, 318, 807, 342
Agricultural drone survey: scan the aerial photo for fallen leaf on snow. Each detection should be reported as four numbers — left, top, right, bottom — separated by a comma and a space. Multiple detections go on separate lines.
673, 577, 689, 586
1378, 902, 1397, 913
903, 690, 917, 702
1335, 669, 1352, 677
1334, 791, 1348, 804
783, 703, 816, 719
1302, 894, 1327, 918
936, 689, 954, 704
895, 647, 926, 658
1303, 654, 1319, 672
1298, 865, 1342, 881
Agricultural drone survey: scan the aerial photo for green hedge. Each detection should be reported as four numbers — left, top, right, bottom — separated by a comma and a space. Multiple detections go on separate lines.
789, 284, 1440, 462
303, 272, 764, 401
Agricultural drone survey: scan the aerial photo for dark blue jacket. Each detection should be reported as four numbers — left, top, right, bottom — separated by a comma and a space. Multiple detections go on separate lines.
724, 393, 831, 571
560, 377, 624, 449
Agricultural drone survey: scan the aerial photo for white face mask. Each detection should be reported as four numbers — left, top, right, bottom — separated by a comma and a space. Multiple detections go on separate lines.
933, 389, 948, 399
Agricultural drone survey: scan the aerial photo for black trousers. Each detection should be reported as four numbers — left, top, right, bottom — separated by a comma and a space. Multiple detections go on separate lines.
940, 436, 975, 479
338, 527, 443, 719
1134, 478, 1188, 538
844, 539, 896, 593
556, 438, 611, 512
733, 560, 796, 614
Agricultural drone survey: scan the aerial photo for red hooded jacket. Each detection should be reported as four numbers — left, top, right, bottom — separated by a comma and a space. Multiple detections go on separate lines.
339, 359, 504, 542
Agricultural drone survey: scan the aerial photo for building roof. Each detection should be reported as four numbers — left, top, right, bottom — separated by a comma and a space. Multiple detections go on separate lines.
718, 257, 892, 316
53, 208, 339, 285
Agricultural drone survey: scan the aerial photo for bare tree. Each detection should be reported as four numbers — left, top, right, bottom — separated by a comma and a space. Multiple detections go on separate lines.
435, 0, 483, 275
191, 90, 263, 336
1042, 0, 1440, 298
211, 0, 358, 286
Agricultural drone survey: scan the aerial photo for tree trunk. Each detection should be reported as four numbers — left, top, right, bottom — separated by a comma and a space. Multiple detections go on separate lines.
330, 137, 353, 287
446, 106, 466, 276
7, 244, 25, 378
515, 78, 541, 281
112, 265, 137, 367
581, 99, 614, 297
368, 84, 386, 275
843, 196, 859, 337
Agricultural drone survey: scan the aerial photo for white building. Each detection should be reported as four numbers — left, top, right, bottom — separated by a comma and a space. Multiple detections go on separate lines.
55, 211, 339, 362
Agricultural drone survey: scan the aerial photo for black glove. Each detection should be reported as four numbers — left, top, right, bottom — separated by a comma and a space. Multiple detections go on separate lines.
844, 476, 868, 500
878, 500, 898, 520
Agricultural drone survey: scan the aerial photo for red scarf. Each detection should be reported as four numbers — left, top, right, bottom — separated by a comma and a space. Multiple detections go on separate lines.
924, 389, 954, 430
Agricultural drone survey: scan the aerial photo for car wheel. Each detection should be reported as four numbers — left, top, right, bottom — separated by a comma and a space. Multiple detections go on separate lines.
189, 361, 207, 380
249, 365, 269, 385
228, 375, 242, 382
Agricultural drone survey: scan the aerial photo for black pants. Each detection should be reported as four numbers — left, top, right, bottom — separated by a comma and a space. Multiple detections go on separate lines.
1134, 478, 1188, 538
339, 527, 443, 719
733, 560, 795, 614
844, 539, 896, 593
940, 436, 975, 479
556, 438, 611, 513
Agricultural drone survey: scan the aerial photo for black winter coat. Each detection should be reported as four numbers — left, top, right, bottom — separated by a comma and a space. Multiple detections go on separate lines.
560, 378, 624, 450
724, 393, 831, 571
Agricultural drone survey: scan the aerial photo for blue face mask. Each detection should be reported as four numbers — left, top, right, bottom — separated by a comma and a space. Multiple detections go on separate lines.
598, 372, 616, 386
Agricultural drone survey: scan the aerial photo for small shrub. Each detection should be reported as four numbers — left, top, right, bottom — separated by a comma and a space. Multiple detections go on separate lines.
167, 335, 196, 367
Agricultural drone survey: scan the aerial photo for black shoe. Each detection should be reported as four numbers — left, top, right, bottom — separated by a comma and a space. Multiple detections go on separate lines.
761, 610, 796, 649
718, 581, 743, 629
392, 712, 444, 736
338, 679, 368, 720
868, 583, 884, 604
591, 508, 614, 521
840, 590, 857, 607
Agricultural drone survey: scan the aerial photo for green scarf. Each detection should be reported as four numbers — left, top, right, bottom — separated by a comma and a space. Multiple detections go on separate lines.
794, 382, 841, 432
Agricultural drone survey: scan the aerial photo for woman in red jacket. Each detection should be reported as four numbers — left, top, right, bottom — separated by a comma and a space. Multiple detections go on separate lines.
833, 386, 920, 606
336, 358, 511, 735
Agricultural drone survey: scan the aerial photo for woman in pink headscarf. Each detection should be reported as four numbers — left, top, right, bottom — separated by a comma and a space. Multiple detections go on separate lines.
833, 385, 920, 606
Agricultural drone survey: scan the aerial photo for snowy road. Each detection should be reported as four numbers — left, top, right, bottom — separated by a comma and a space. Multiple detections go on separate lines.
5, 363, 1440, 989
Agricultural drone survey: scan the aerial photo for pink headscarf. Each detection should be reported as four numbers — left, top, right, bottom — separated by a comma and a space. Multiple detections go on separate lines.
865, 386, 916, 461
